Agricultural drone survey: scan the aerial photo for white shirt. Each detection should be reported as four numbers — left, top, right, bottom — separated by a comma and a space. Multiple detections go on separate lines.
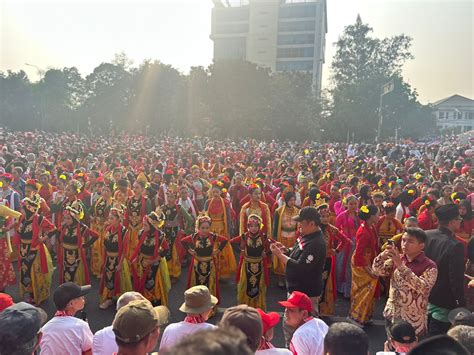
395, 203, 408, 222
290, 318, 329, 355
93, 325, 117, 355
40, 316, 93, 355
256, 348, 292, 354
159, 321, 216, 351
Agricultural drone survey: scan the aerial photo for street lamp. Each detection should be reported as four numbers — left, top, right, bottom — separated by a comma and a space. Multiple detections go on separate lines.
25, 63, 46, 131
24, 63, 45, 80
377, 79, 394, 142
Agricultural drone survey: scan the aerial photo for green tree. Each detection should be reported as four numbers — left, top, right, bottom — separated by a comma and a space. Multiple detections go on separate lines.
38, 67, 86, 131
129, 60, 187, 135
186, 66, 210, 136
268, 71, 322, 140
206, 60, 272, 139
80, 62, 133, 132
326, 15, 433, 142
0, 70, 36, 130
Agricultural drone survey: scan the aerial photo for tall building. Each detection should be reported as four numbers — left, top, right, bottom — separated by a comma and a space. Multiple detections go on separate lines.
211, 0, 327, 93
431, 94, 474, 132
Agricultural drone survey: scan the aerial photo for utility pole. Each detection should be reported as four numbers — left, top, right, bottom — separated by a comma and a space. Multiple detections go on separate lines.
377, 79, 394, 142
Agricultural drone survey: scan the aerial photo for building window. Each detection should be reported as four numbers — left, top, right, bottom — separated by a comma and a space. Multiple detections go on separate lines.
215, 9, 249, 22
464, 126, 472, 131
215, 23, 249, 34
214, 38, 246, 60
278, 20, 315, 32
277, 47, 314, 58
438, 112, 445, 119
276, 60, 313, 71
279, 4, 317, 19
469, 112, 474, 120
277, 34, 315, 45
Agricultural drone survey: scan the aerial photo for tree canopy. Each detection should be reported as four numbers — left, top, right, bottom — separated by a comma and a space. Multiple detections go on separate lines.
324, 15, 435, 142
0, 17, 435, 142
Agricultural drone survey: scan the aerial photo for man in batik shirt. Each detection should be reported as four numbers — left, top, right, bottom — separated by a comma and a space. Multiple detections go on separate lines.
373, 227, 437, 337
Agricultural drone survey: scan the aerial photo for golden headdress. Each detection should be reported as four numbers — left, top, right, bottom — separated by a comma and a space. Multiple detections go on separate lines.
64, 200, 85, 222
145, 208, 165, 230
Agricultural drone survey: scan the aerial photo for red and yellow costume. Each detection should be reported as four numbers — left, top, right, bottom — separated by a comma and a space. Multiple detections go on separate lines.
181, 220, 228, 301
90, 194, 113, 277
231, 215, 271, 310
319, 223, 352, 315
272, 204, 299, 276
131, 211, 171, 306
240, 200, 272, 237
349, 221, 379, 325
99, 211, 132, 303
0, 205, 21, 291
15, 196, 56, 305
57, 203, 99, 285
376, 215, 404, 248
124, 195, 151, 261
205, 194, 236, 279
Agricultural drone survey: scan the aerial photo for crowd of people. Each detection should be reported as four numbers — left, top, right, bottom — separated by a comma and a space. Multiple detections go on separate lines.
0, 129, 473, 354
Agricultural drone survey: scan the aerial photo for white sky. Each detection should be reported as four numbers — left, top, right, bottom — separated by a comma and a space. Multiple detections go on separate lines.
1, 0, 473, 103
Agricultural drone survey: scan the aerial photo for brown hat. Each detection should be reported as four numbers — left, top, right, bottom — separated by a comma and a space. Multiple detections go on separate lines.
179, 285, 218, 314
113, 300, 169, 344
220, 305, 263, 352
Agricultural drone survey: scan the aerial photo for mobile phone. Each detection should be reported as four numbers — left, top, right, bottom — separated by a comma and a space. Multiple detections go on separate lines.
387, 239, 395, 246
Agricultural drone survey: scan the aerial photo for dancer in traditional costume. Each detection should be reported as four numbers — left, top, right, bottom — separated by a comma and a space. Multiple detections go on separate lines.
316, 204, 352, 316
417, 196, 438, 231
185, 165, 211, 212
240, 184, 272, 236
231, 214, 271, 310
57, 201, 99, 285
0, 204, 22, 291
15, 195, 56, 305
99, 205, 132, 309
181, 215, 228, 306
349, 205, 380, 327
272, 191, 299, 287
205, 182, 236, 280
335, 195, 360, 298
130, 210, 171, 306
161, 183, 193, 281
376, 202, 404, 248
124, 180, 152, 261
90, 181, 114, 277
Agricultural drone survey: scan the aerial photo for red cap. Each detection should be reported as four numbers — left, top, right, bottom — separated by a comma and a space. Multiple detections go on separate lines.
256, 309, 280, 334
278, 291, 313, 312
0, 293, 14, 312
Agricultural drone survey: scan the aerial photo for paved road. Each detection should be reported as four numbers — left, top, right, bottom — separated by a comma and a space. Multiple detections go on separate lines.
5, 262, 387, 353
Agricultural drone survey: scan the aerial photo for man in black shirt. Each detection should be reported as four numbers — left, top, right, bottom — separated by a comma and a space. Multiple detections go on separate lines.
271, 206, 327, 345
424, 204, 465, 336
